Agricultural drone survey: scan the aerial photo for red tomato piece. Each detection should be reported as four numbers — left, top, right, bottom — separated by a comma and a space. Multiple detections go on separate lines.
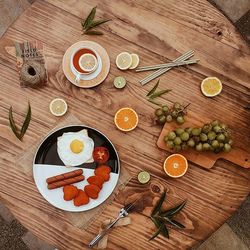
93, 147, 110, 164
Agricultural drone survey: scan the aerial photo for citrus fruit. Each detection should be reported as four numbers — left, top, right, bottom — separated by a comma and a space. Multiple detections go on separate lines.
79, 53, 97, 73
116, 52, 132, 70
129, 53, 140, 69
114, 76, 126, 89
201, 77, 222, 97
114, 107, 138, 131
163, 154, 188, 178
138, 171, 150, 184
49, 98, 68, 116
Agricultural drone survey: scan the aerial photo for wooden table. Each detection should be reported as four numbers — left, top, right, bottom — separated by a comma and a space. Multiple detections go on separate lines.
0, 1, 249, 249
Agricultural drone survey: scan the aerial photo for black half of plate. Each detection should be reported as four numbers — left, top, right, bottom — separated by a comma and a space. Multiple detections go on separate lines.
34, 125, 119, 174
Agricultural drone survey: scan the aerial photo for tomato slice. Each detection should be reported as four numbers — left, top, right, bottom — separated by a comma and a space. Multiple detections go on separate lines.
93, 147, 110, 164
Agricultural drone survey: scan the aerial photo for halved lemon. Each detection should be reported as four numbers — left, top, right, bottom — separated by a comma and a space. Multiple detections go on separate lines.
49, 98, 68, 116
201, 77, 222, 97
163, 154, 188, 178
129, 53, 140, 69
116, 52, 132, 70
114, 107, 138, 132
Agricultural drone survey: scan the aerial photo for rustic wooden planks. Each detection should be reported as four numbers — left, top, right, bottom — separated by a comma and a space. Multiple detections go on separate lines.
0, 1, 249, 249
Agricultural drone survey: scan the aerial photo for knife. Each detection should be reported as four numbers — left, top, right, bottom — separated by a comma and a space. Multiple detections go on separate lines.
88, 200, 140, 248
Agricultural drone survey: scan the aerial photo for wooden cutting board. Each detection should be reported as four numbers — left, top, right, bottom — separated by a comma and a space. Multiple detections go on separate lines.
157, 114, 250, 169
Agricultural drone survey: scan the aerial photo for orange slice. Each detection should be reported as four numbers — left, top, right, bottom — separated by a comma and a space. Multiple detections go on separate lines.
114, 107, 138, 132
163, 154, 188, 178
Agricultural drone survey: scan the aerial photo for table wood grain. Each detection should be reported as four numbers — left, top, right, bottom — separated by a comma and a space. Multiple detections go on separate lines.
0, 1, 249, 249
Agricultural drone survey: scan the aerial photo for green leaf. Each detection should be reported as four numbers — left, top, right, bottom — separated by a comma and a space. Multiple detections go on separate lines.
161, 200, 187, 217
149, 224, 163, 241
86, 19, 110, 30
151, 190, 166, 216
150, 217, 161, 228
82, 6, 96, 30
84, 30, 103, 35
160, 224, 169, 238
146, 79, 159, 97
158, 217, 185, 229
20, 102, 31, 139
147, 98, 162, 107
149, 89, 172, 99
9, 106, 21, 140
170, 219, 185, 229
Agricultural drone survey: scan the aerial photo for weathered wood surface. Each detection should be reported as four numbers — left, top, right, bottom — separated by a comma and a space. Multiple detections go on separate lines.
0, 1, 249, 249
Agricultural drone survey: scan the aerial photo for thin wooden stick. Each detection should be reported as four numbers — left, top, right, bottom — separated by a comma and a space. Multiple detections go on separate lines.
140, 50, 194, 85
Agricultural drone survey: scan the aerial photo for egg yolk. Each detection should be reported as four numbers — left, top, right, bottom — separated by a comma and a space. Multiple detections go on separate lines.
70, 139, 84, 154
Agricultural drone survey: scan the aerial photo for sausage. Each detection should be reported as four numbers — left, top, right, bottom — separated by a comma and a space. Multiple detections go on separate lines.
46, 169, 83, 184
47, 175, 85, 189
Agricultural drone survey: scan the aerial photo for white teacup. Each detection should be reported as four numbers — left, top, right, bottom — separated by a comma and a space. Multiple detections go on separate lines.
70, 47, 99, 84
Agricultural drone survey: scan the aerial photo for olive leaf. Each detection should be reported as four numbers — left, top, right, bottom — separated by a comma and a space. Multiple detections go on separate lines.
8, 102, 32, 141
20, 102, 31, 139
149, 89, 172, 99
87, 19, 110, 30
146, 79, 160, 97
157, 216, 185, 229
84, 30, 103, 35
151, 190, 166, 216
147, 98, 162, 107
82, 6, 96, 30
9, 106, 21, 140
160, 200, 187, 217
149, 224, 164, 241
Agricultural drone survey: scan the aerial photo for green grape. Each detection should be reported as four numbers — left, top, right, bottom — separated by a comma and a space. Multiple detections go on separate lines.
157, 115, 166, 125
174, 137, 182, 145
175, 128, 185, 135
200, 133, 208, 142
224, 143, 231, 152
185, 127, 193, 134
211, 120, 219, 126
176, 116, 185, 124
192, 128, 201, 136
173, 102, 181, 110
213, 125, 221, 133
166, 115, 173, 123
162, 105, 169, 113
187, 138, 195, 147
167, 131, 176, 140
202, 143, 211, 151
208, 131, 216, 140
202, 124, 212, 133
195, 143, 203, 151
155, 108, 163, 117
211, 140, 219, 149
217, 133, 225, 142
220, 123, 228, 130
171, 110, 178, 118
166, 140, 174, 149
180, 132, 189, 141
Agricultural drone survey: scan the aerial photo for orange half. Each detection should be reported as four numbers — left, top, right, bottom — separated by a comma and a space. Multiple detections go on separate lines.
163, 154, 188, 178
114, 107, 138, 132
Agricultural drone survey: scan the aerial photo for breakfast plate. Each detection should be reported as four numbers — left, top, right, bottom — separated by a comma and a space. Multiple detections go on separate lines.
33, 125, 120, 212
62, 41, 110, 88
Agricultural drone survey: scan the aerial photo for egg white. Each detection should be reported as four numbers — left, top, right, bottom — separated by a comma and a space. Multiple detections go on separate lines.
57, 130, 94, 166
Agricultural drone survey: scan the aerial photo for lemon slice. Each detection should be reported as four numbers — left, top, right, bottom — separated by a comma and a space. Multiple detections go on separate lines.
116, 52, 132, 70
79, 53, 97, 72
201, 77, 222, 97
129, 53, 140, 69
114, 76, 126, 89
49, 98, 68, 116
138, 171, 150, 184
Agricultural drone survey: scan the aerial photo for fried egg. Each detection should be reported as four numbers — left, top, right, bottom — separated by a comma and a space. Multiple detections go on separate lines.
57, 130, 94, 166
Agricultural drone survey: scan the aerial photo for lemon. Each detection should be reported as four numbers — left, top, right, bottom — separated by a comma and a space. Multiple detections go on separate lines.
114, 76, 126, 89
129, 53, 140, 69
201, 77, 222, 97
137, 171, 150, 184
116, 52, 132, 70
49, 98, 68, 116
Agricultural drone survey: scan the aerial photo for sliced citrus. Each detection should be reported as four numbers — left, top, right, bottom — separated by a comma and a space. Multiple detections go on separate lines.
114, 76, 126, 89
163, 154, 188, 178
116, 52, 132, 70
114, 107, 138, 132
79, 53, 97, 72
49, 98, 68, 116
138, 171, 150, 184
129, 53, 140, 69
201, 77, 222, 97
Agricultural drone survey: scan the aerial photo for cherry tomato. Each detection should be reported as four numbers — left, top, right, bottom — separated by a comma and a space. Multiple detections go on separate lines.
93, 147, 110, 164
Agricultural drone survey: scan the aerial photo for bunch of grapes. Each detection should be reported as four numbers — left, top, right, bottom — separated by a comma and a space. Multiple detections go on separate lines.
164, 120, 233, 153
155, 102, 189, 125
